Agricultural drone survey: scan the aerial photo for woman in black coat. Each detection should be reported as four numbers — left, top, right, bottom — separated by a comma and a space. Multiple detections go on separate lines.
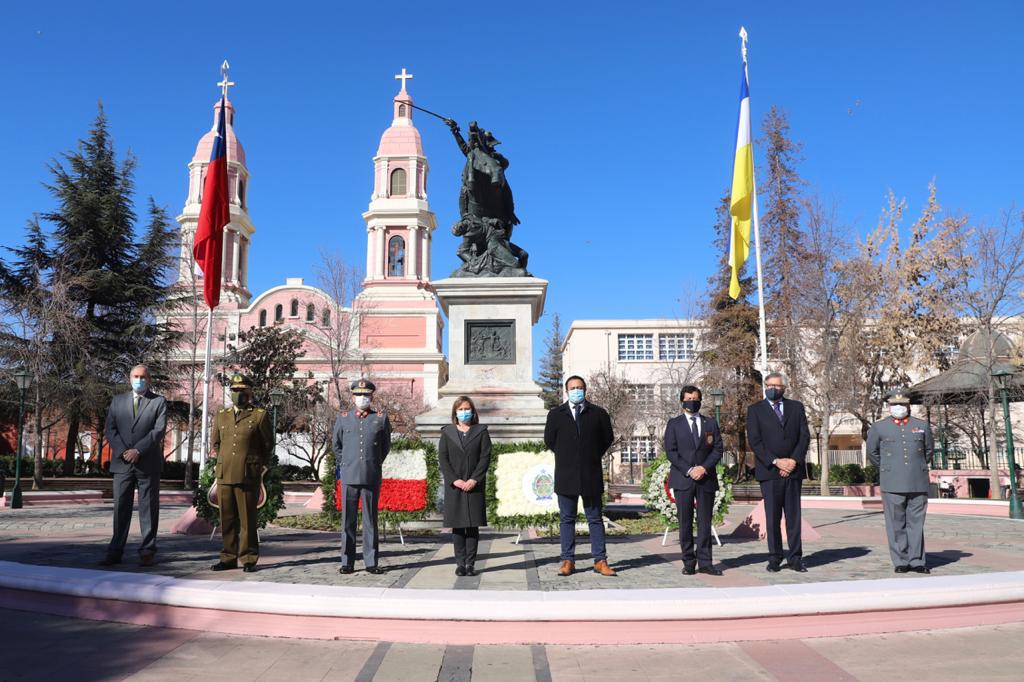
437, 396, 491, 576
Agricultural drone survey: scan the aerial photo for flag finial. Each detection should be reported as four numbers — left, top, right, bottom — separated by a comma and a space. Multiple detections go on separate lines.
739, 27, 749, 63
218, 60, 235, 99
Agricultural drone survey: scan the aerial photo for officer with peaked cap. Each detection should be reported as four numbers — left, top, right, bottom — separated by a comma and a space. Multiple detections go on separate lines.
210, 374, 274, 573
867, 388, 935, 574
334, 378, 391, 575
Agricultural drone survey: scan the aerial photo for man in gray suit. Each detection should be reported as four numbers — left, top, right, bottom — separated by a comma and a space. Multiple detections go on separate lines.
333, 379, 391, 575
867, 388, 934, 574
101, 365, 167, 567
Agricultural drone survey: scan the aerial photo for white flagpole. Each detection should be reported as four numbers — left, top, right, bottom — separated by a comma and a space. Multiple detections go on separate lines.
199, 307, 214, 467
741, 27, 770, 384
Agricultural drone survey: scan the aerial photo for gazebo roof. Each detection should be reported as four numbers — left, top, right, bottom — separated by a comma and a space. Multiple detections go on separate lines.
908, 329, 1024, 404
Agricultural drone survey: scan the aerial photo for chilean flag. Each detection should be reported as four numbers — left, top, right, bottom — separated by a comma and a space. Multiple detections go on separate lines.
335, 449, 429, 513
192, 97, 230, 309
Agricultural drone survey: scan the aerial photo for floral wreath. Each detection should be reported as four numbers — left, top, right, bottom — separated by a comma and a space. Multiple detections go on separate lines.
641, 454, 733, 529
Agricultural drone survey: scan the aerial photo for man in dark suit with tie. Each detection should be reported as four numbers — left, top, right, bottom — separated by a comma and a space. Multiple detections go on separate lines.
746, 371, 811, 573
544, 375, 616, 577
101, 365, 167, 567
664, 385, 724, 576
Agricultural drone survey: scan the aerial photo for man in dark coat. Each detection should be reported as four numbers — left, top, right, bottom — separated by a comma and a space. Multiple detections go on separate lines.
544, 375, 616, 577
867, 388, 934, 574
664, 385, 724, 576
746, 371, 811, 573
101, 364, 167, 567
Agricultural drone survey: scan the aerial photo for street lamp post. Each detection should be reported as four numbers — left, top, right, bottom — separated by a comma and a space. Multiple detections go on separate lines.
991, 367, 1022, 519
708, 388, 725, 425
11, 370, 33, 509
268, 389, 286, 451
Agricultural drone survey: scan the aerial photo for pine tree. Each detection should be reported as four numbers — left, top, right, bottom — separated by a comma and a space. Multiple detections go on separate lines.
538, 312, 565, 409
4, 104, 178, 475
702, 192, 762, 481
759, 106, 809, 393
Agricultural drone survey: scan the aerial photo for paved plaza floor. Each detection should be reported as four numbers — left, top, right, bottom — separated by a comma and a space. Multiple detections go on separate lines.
0, 502, 1022, 680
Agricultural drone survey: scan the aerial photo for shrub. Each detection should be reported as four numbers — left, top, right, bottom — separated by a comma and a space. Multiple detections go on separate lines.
863, 464, 879, 485
829, 463, 866, 485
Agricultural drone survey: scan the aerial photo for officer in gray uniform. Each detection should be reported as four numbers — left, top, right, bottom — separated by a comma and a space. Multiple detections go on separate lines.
867, 388, 934, 574
333, 379, 391, 575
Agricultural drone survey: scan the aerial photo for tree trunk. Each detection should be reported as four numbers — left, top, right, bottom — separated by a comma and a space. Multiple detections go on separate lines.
32, 384, 43, 490
184, 401, 196, 490
819, 422, 830, 497
987, 383, 1003, 500
63, 415, 79, 476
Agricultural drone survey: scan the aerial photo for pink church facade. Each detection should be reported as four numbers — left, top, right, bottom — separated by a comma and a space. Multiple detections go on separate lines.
162, 73, 445, 464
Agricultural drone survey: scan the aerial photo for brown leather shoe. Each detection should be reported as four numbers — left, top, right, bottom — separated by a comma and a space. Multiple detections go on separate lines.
593, 560, 617, 577
557, 560, 575, 576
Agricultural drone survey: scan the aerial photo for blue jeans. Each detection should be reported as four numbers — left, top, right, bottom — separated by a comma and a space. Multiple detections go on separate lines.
557, 493, 606, 562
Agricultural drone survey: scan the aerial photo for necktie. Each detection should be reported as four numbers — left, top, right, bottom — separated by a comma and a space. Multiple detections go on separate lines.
690, 416, 700, 448
773, 401, 784, 424
133, 395, 140, 418
573, 404, 582, 433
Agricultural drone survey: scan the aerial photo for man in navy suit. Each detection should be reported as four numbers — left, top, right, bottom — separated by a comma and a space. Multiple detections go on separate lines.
746, 372, 811, 572
664, 385, 724, 575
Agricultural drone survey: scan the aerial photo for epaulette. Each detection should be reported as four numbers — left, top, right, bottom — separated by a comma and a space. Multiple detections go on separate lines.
254, 408, 265, 414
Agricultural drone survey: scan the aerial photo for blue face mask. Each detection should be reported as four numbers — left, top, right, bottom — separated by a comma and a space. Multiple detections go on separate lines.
568, 388, 585, 404
131, 378, 146, 393
456, 409, 473, 423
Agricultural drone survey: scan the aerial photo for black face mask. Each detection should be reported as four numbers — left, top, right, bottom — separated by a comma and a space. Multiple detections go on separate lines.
682, 400, 702, 414
765, 387, 784, 402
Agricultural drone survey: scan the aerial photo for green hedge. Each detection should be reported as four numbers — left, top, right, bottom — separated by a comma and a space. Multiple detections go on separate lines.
828, 463, 867, 485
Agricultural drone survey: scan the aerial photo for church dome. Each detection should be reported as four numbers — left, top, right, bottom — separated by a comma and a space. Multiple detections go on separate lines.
958, 329, 1017, 362
376, 88, 424, 157
192, 98, 247, 166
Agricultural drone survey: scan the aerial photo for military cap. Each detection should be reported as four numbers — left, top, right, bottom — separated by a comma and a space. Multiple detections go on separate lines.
229, 373, 253, 389
886, 388, 911, 404
350, 378, 376, 395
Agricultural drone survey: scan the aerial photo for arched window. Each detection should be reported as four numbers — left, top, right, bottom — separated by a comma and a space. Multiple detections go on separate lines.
398, 104, 407, 117
238, 178, 246, 209
259, 310, 267, 327
322, 309, 331, 327
274, 304, 283, 322
290, 299, 299, 317
388, 236, 406, 277
390, 168, 407, 196
306, 303, 315, 322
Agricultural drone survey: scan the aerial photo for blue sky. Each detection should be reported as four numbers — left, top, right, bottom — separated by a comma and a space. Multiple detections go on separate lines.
1, 1, 1021, 348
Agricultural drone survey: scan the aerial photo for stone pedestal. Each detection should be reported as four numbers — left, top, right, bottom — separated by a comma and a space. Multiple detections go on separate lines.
417, 277, 550, 443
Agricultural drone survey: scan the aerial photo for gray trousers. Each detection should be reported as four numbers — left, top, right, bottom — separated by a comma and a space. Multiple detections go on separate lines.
882, 491, 928, 567
341, 483, 380, 568
108, 468, 160, 557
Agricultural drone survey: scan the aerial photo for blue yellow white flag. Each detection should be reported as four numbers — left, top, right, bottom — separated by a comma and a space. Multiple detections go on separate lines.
728, 60, 754, 299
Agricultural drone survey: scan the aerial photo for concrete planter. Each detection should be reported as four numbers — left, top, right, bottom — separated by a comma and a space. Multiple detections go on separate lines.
843, 484, 880, 496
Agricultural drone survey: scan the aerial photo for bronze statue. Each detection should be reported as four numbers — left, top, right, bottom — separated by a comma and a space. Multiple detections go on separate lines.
445, 119, 530, 277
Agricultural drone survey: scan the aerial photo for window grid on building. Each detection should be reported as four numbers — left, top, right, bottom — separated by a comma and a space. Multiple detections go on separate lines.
659, 333, 695, 361
626, 384, 656, 411
621, 436, 657, 464
617, 333, 654, 361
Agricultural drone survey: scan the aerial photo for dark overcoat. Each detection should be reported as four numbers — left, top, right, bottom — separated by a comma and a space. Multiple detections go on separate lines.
543, 401, 614, 497
438, 424, 491, 528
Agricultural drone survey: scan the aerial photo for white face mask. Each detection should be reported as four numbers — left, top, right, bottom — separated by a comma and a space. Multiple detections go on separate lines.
354, 396, 371, 411
890, 405, 909, 419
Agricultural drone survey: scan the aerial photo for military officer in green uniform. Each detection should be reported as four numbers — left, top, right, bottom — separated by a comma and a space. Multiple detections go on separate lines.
867, 388, 935, 574
334, 379, 391, 575
211, 374, 274, 573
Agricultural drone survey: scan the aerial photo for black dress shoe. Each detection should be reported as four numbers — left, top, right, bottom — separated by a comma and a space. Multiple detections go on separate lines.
681, 566, 697, 575
766, 562, 782, 573
98, 556, 121, 567
788, 562, 808, 573
466, 566, 477, 576
911, 566, 931, 574
366, 566, 385, 575
242, 564, 257, 573
211, 561, 237, 571
455, 566, 467, 577
339, 565, 355, 574
698, 566, 723, 576
894, 565, 911, 574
